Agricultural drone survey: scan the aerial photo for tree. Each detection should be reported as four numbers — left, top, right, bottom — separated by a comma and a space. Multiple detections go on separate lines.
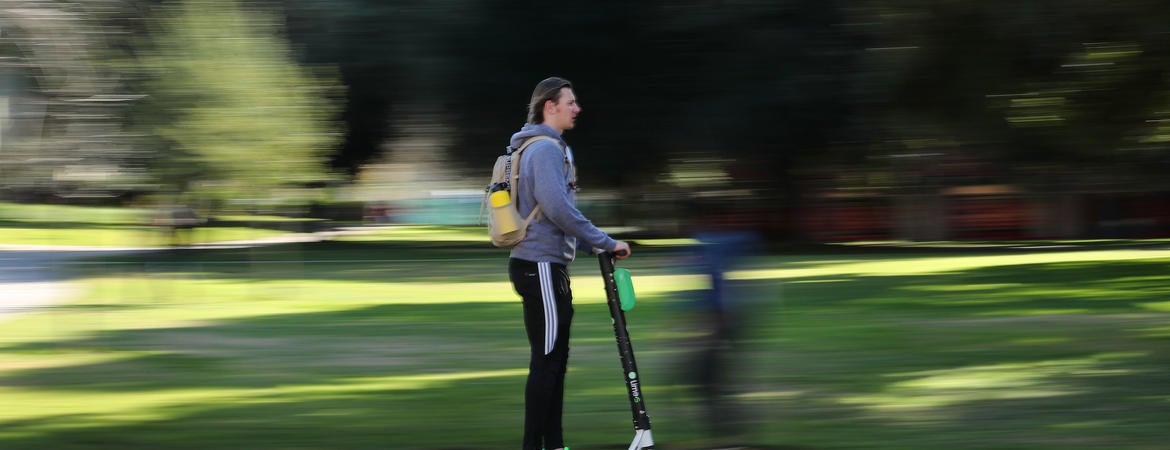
863, 0, 1170, 172
134, 0, 343, 204
0, 0, 145, 202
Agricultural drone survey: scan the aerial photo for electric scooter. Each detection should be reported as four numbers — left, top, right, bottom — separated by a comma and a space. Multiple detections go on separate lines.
598, 250, 654, 450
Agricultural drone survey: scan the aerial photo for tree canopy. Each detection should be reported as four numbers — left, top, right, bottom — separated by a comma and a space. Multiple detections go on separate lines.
3, 0, 1169, 204
135, 0, 343, 201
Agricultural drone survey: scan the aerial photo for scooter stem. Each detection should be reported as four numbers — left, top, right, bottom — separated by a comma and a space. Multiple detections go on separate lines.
599, 252, 653, 448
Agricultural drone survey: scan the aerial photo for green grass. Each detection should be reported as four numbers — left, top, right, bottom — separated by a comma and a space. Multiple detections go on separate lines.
0, 221, 294, 247
332, 225, 493, 243
0, 202, 148, 225
1, 236, 1169, 449
0, 202, 297, 246
838, 239, 1170, 249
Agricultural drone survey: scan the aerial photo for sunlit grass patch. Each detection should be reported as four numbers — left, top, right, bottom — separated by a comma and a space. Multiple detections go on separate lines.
836, 238, 1170, 249
1138, 301, 1170, 312
0, 202, 312, 246
0, 202, 148, 225
731, 249, 1170, 281
0, 223, 294, 247
332, 225, 488, 243
839, 352, 1145, 415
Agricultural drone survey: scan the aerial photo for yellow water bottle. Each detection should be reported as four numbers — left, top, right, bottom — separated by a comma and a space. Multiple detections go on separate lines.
490, 189, 519, 234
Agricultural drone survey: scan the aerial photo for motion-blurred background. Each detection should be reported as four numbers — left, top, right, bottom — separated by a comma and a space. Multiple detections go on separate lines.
3, 2, 1170, 449
3, 0, 1168, 240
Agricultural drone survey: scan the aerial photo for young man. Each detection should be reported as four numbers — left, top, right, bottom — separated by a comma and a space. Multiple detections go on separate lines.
507, 76, 630, 450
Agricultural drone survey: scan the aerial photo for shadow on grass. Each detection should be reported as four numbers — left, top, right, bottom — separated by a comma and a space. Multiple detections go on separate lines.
4, 249, 1170, 448
0, 301, 528, 448
0, 376, 528, 449
3, 292, 1167, 448
0, 299, 769, 448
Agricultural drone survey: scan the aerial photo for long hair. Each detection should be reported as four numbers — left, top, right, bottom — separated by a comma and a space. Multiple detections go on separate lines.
527, 77, 573, 124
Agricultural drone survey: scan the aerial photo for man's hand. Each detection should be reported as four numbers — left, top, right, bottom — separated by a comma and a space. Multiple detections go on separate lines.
612, 241, 631, 259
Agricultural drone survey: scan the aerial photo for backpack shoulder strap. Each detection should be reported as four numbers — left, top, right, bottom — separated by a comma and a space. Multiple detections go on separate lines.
509, 136, 560, 222
510, 136, 564, 186
510, 136, 558, 159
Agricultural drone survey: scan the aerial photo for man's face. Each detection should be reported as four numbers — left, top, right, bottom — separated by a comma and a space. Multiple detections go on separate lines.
546, 87, 581, 132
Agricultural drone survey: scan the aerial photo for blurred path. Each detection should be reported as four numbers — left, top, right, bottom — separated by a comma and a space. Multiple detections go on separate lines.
0, 227, 376, 323
0, 248, 149, 323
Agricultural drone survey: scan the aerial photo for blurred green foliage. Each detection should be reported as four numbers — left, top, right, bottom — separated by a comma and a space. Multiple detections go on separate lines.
3, 0, 1170, 217
133, 0, 343, 202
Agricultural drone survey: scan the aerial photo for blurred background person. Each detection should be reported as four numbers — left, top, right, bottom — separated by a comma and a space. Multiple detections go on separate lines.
676, 193, 763, 447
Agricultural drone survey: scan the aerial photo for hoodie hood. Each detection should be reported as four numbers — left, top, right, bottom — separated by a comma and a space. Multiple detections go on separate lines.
509, 123, 566, 149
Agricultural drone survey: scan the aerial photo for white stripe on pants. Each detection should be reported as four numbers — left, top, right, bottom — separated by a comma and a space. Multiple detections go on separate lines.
537, 262, 558, 355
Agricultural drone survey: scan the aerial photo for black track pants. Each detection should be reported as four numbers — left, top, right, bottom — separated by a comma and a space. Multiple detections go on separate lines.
510, 258, 574, 450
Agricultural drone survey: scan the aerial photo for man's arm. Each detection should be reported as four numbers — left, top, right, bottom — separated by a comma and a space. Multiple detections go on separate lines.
528, 143, 618, 252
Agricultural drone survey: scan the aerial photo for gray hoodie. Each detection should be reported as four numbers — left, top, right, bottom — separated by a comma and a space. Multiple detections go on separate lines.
508, 123, 616, 265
